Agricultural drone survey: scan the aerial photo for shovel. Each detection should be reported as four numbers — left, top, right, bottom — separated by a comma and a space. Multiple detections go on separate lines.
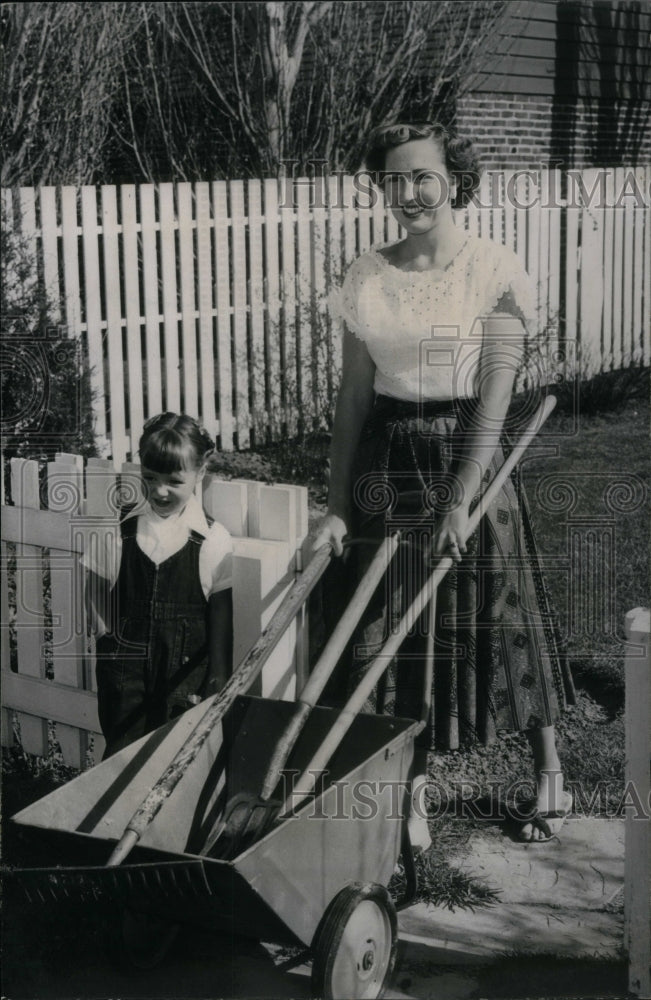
281, 396, 557, 817
206, 530, 401, 858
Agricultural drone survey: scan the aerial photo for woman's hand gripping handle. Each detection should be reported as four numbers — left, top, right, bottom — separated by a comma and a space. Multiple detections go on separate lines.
311, 513, 349, 558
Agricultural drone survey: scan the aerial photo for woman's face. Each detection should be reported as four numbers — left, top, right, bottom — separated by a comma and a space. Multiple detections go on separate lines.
382, 137, 453, 233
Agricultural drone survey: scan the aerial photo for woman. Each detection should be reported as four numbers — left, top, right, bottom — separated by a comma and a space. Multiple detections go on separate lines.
313, 122, 574, 848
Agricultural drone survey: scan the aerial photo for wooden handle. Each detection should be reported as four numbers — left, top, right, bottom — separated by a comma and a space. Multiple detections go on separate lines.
106, 544, 333, 866
259, 532, 400, 801
282, 397, 556, 814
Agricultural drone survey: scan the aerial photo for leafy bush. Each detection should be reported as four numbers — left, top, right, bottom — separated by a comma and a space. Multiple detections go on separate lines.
1, 208, 97, 464
553, 361, 649, 416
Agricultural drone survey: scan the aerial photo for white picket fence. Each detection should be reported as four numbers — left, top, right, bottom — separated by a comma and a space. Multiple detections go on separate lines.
3, 168, 650, 462
1, 453, 308, 767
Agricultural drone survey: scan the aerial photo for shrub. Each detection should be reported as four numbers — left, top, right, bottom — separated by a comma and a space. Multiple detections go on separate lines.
1, 206, 97, 464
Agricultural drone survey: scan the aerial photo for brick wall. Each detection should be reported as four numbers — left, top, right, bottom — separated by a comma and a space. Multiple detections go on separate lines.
456, 93, 651, 169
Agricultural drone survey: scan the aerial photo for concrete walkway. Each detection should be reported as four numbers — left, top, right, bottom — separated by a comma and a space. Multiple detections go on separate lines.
391, 817, 625, 999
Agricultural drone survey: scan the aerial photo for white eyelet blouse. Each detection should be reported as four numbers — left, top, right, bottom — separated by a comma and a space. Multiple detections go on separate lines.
329, 235, 537, 402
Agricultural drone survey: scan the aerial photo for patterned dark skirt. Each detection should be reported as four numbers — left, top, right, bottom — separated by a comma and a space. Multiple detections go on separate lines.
344, 394, 574, 751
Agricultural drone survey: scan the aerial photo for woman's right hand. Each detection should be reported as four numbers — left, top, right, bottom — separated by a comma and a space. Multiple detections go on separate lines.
311, 512, 349, 557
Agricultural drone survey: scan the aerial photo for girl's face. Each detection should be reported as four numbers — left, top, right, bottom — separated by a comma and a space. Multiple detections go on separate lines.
141, 464, 205, 518
382, 137, 453, 233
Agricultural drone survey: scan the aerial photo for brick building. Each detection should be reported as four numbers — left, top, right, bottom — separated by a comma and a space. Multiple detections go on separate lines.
455, 0, 651, 169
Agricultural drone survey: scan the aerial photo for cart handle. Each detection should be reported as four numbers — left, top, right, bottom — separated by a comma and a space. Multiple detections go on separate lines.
281, 395, 557, 816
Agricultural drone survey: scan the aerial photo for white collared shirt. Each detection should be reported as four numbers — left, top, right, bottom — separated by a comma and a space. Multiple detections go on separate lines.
81, 493, 232, 598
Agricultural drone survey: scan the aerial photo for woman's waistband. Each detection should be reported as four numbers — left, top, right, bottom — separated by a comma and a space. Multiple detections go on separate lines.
372, 394, 478, 421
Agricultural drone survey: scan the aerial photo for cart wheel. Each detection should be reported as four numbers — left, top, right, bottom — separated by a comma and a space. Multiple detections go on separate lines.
106, 906, 180, 971
311, 882, 397, 1000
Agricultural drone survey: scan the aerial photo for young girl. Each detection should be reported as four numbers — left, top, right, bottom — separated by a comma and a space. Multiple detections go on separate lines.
84, 413, 233, 758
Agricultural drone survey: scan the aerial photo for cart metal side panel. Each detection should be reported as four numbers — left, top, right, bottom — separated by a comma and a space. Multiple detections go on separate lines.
10, 697, 223, 854
230, 703, 417, 946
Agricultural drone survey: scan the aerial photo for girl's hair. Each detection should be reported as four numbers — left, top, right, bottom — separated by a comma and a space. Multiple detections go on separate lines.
364, 121, 481, 209
138, 413, 215, 473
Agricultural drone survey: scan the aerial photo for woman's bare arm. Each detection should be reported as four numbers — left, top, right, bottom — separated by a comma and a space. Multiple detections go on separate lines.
434, 313, 524, 559
313, 327, 376, 555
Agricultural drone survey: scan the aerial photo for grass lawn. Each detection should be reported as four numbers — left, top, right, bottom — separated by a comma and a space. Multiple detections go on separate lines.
3, 394, 648, 911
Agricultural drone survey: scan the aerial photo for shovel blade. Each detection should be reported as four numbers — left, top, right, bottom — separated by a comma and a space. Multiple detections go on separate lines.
206, 792, 280, 860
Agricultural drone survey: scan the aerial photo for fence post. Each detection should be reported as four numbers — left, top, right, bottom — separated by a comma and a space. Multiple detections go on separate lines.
624, 606, 650, 999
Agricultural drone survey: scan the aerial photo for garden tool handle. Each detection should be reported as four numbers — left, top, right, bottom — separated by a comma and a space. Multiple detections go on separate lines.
281, 395, 557, 815
260, 531, 401, 800
106, 542, 334, 867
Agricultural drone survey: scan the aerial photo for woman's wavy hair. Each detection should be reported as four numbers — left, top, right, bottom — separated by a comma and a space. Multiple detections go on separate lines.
138, 412, 215, 473
364, 121, 481, 210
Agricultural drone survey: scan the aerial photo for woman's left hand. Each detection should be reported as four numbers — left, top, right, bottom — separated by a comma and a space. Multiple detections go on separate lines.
432, 507, 470, 564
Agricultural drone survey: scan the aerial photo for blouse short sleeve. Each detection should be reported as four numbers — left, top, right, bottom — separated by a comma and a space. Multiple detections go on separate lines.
478, 243, 537, 334
327, 254, 376, 341
199, 521, 233, 598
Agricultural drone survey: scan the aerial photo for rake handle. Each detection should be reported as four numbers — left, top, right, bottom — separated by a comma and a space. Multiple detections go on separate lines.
282, 396, 557, 814
106, 543, 333, 867
259, 532, 400, 800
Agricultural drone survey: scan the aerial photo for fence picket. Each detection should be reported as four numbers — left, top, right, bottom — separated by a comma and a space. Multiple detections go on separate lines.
342, 175, 357, 267
230, 180, 250, 448
39, 187, 61, 325
538, 170, 554, 349
61, 187, 83, 337
612, 168, 625, 371
356, 180, 371, 253
514, 172, 528, 270
565, 196, 580, 373
140, 184, 162, 416
195, 182, 217, 438
479, 173, 492, 241
248, 179, 266, 442
580, 169, 605, 376
81, 187, 107, 443
527, 172, 541, 330
178, 182, 198, 417
313, 180, 328, 427
213, 181, 234, 450
633, 168, 644, 364
296, 182, 314, 431
371, 179, 386, 247
503, 170, 515, 253
101, 185, 128, 464
602, 170, 616, 370
622, 172, 635, 362
159, 183, 181, 414
643, 167, 651, 366
121, 185, 145, 450
47, 458, 85, 767
10, 458, 47, 757
1, 538, 12, 747
280, 181, 297, 437
264, 179, 282, 438
327, 175, 344, 380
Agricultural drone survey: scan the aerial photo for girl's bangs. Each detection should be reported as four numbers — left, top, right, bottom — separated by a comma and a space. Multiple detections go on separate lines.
139, 431, 196, 473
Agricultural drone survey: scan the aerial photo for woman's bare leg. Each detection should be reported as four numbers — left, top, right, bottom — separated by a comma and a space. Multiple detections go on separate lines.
520, 724, 571, 841
409, 748, 432, 852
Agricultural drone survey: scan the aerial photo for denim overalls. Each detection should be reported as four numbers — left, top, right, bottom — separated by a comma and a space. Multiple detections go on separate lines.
95, 514, 210, 757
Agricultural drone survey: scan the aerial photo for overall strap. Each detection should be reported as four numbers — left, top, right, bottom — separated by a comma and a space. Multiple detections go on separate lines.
120, 504, 139, 539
